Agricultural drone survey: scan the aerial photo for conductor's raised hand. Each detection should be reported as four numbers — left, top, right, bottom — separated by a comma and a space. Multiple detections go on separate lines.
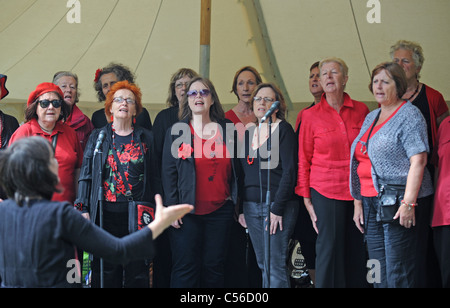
148, 194, 193, 239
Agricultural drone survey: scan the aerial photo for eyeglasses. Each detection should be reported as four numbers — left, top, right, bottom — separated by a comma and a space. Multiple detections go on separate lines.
253, 96, 275, 103
175, 82, 190, 89
187, 89, 211, 98
38, 99, 62, 108
113, 97, 136, 105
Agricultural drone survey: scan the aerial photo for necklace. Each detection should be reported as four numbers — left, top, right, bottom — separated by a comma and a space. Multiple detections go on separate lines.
111, 124, 135, 153
39, 124, 53, 134
406, 82, 420, 101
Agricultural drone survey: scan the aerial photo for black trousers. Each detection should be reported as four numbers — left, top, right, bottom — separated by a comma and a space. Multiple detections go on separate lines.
91, 203, 149, 288
169, 201, 234, 288
433, 225, 450, 288
311, 188, 368, 288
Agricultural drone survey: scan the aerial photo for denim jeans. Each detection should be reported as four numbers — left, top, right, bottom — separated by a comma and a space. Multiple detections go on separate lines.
362, 196, 416, 288
243, 200, 298, 288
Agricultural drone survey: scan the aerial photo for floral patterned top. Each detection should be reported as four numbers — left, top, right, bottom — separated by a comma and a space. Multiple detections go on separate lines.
103, 133, 145, 202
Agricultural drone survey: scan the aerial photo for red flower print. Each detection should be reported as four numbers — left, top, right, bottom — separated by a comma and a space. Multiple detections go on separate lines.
119, 152, 131, 164
178, 143, 193, 160
105, 189, 116, 202
130, 147, 140, 160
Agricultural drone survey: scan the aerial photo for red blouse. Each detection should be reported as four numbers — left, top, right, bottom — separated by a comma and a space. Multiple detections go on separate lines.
432, 116, 450, 227
296, 93, 369, 200
191, 124, 232, 215
9, 119, 83, 204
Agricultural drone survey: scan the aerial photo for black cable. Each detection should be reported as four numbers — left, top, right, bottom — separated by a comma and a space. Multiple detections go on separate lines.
349, 0, 371, 78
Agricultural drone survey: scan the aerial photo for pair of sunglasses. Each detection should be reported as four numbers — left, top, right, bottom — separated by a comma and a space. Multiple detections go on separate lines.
38, 99, 62, 108
187, 89, 211, 98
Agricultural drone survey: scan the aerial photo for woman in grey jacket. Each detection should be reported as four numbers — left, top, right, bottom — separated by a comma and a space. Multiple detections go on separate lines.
350, 62, 434, 288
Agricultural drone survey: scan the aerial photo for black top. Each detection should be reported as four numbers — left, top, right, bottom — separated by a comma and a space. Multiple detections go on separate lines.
0, 200, 155, 288
152, 106, 179, 164
0, 111, 19, 200
91, 107, 153, 131
239, 120, 297, 216
0, 111, 19, 149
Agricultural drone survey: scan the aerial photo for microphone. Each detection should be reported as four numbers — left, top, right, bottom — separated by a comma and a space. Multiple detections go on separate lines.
94, 130, 106, 154
260, 101, 280, 123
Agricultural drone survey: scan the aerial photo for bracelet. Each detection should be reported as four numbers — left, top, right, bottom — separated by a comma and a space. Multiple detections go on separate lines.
401, 200, 418, 210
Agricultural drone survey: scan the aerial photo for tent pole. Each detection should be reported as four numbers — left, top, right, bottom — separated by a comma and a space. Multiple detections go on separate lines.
200, 0, 211, 78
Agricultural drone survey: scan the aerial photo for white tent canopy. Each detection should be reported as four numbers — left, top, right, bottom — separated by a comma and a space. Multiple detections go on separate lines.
1, 0, 449, 124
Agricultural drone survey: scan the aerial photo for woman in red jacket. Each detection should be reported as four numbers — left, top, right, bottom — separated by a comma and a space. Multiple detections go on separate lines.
9, 82, 83, 205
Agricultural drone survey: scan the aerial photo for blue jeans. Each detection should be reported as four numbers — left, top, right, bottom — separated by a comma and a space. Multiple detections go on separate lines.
243, 200, 298, 288
363, 196, 416, 288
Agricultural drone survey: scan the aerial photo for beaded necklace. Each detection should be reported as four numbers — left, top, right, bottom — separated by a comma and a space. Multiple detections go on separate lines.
111, 123, 135, 154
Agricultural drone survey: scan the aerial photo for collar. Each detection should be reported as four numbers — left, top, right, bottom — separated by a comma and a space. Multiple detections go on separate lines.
29, 118, 65, 137
320, 92, 354, 111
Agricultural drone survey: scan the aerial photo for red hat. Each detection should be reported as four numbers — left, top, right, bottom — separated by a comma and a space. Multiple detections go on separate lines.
0, 74, 9, 100
27, 82, 64, 106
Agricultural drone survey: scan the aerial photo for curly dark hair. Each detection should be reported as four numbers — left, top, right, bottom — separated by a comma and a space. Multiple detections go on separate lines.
93, 62, 136, 102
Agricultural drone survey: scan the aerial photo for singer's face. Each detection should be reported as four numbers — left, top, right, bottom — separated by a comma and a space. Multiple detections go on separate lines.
320, 61, 347, 94
236, 71, 258, 105
253, 87, 277, 121
110, 89, 137, 121
187, 81, 213, 116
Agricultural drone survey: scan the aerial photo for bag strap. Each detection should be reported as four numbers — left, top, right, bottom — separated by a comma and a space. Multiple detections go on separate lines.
111, 148, 134, 201
365, 110, 381, 179
52, 134, 58, 150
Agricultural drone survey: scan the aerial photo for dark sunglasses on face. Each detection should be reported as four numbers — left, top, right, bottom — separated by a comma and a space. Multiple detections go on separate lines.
187, 89, 211, 98
38, 99, 62, 108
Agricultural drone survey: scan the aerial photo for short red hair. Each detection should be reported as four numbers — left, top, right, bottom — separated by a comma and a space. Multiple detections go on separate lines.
105, 80, 143, 122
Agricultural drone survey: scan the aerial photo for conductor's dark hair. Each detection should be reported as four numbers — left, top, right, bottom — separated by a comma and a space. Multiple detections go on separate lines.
0, 136, 61, 206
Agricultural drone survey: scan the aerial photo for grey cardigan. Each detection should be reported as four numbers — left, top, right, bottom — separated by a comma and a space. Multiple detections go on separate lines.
350, 102, 434, 200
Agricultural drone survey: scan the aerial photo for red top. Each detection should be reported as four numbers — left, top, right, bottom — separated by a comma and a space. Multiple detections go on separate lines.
432, 116, 450, 227
66, 105, 94, 152
9, 119, 83, 204
225, 109, 247, 141
191, 124, 232, 215
355, 102, 406, 197
423, 85, 449, 148
296, 93, 369, 200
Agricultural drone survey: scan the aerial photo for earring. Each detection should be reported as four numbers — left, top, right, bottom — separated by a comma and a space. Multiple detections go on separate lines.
133, 117, 136, 125
111, 115, 114, 122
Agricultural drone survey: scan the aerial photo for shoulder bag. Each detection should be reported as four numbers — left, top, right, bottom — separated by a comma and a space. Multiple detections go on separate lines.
111, 148, 155, 233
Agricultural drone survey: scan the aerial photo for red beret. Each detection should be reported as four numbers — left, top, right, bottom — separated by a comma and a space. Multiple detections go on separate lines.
27, 82, 64, 106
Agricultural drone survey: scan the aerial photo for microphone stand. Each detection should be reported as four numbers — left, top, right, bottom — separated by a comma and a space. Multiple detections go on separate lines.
262, 116, 272, 288
93, 147, 104, 288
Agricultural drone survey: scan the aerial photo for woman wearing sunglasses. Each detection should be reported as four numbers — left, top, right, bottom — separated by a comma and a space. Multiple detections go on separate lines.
162, 76, 239, 287
9, 82, 83, 206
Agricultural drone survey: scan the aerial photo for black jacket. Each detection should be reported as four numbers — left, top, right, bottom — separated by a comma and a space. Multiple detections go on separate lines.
161, 118, 241, 212
0, 111, 19, 200
0, 111, 19, 149
75, 124, 162, 223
